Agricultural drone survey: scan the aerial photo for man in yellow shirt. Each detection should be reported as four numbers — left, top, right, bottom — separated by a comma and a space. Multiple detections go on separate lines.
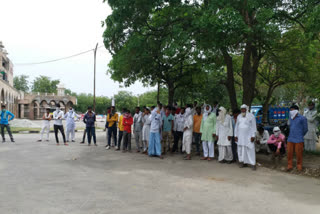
106, 106, 119, 150
193, 107, 203, 156
117, 108, 126, 151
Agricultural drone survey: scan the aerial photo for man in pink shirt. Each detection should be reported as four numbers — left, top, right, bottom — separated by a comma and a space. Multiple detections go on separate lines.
267, 127, 286, 162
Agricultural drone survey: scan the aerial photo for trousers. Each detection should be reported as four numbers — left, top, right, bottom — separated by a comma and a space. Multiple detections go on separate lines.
287, 142, 303, 171
54, 125, 66, 143
1, 124, 14, 141
40, 124, 50, 141
202, 141, 214, 158
123, 131, 132, 151
108, 126, 117, 146
134, 131, 142, 151
86, 127, 96, 144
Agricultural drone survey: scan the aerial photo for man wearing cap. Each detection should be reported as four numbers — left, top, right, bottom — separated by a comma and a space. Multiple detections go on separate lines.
234, 104, 257, 170
303, 101, 318, 151
287, 105, 308, 172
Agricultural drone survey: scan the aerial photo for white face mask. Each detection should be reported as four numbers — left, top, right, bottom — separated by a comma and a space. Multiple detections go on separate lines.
274, 131, 280, 137
56, 107, 60, 111
290, 110, 298, 119
241, 112, 246, 117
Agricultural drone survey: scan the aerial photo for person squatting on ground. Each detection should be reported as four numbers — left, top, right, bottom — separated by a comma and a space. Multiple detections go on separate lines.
235, 104, 257, 170
267, 126, 286, 166
182, 106, 194, 160
162, 106, 174, 155
148, 106, 163, 159
64, 107, 80, 142
216, 107, 233, 163
53, 104, 67, 146
255, 125, 270, 154
122, 110, 133, 152
172, 107, 185, 153
142, 108, 151, 154
200, 105, 216, 161
303, 101, 318, 151
83, 106, 97, 146
193, 107, 203, 156
38, 108, 52, 142
133, 107, 143, 152
0, 104, 15, 143
287, 105, 308, 172
106, 106, 118, 150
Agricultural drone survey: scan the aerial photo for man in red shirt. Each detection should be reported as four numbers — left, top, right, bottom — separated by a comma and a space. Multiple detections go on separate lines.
122, 110, 133, 152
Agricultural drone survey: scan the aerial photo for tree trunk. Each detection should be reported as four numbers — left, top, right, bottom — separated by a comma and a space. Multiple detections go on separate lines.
167, 81, 175, 106
223, 50, 238, 110
157, 81, 160, 103
242, 43, 259, 107
262, 85, 275, 124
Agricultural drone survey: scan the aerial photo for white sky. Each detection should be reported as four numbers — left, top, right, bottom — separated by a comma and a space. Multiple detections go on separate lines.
0, 0, 154, 97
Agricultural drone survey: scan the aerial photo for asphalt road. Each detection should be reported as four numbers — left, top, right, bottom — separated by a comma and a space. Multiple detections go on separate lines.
0, 132, 320, 214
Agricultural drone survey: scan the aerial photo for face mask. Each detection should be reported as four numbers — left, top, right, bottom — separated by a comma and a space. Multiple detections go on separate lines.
56, 107, 60, 111
69, 110, 73, 114
241, 112, 246, 117
274, 131, 280, 137
290, 110, 298, 119
2, 109, 6, 112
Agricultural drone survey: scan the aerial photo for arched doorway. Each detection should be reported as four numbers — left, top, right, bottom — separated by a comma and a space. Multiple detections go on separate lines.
1, 89, 4, 105
66, 101, 74, 111
31, 100, 40, 120
40, 100, 49, 117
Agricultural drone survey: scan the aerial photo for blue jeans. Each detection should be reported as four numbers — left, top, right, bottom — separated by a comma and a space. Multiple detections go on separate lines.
86, 127, 96, 144
108, 126, 117, 146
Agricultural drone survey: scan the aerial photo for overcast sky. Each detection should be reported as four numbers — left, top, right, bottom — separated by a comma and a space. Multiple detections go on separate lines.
0, 0, 154, 97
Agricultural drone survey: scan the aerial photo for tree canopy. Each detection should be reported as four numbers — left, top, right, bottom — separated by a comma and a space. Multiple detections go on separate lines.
103, 0, 320, 112
31, 76, 60, 93
13, 75, 29, 92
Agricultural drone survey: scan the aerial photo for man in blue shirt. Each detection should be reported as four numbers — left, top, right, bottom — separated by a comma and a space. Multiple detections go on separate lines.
0, 104, 15, 143
287, 105, 308, 172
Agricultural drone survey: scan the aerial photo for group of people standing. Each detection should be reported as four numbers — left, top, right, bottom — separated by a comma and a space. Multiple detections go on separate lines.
105, 101, 316, 172
1, 98, 317, 172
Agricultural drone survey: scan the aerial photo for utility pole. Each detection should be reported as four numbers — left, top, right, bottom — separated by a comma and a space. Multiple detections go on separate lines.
93, 43, 98, 112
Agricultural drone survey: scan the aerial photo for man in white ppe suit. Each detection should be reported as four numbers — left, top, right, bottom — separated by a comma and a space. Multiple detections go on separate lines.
235, 104, 257, 170
64, 107, 80, 142
216, 107, 233, 163
304, 101, 318, 151
182, 106, 194, 160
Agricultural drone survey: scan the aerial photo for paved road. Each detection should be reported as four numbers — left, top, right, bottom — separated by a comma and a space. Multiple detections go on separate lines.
1, 133, 320, 214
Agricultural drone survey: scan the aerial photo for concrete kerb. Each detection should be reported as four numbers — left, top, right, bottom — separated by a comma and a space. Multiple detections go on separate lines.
13, 129, 105, 134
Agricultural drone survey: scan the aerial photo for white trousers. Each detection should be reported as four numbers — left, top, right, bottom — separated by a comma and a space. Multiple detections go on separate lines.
66, 128, 75, 141
202, 141, 214, 158
40, 124, 50, 141
218, 145, 233, 161
304, 139, 316, 151
238, 145, 256, 165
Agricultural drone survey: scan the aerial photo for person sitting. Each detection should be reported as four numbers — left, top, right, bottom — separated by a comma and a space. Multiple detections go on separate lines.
255, 125, 270, 154
267, 126, 286, 163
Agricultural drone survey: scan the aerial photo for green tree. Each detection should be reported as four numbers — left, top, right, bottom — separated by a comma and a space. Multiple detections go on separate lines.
113, 91, 137, 113
13, 75, 29, 92
31, 76, 60, 93
197, 0, 320, 109
103, 0, 206, 105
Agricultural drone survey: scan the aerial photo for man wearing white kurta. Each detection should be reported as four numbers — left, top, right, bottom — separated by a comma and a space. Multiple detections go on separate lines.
64, 108, 80, 142
235, 104, 257, 170
304, 101, 318, 151
216, 107, 233, 163
182, 107, 194, 160
38, 108, 52, 142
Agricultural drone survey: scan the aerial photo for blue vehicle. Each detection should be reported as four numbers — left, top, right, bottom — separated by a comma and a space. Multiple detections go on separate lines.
250, 105, 290, 133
